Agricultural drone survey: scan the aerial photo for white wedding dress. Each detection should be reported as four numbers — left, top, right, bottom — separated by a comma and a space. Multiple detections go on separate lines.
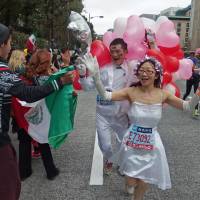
118, 101, 171, 190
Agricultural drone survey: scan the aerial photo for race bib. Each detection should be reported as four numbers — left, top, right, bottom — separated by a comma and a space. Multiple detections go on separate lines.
96, 94, 114, 106
126, 125, 155, 150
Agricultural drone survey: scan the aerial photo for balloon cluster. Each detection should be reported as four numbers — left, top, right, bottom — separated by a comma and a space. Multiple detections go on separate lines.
100, 15, 193, 97
68, 12, 193, 95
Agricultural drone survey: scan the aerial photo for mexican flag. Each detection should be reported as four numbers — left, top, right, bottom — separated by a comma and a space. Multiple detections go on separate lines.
19, 66, 77, 148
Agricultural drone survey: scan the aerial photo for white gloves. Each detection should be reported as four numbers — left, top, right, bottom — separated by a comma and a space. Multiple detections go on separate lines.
79, 53, 100, 80
76, 57, 87, 77
76, 63, 87, 77
78, 53, 112, 100
183, 94, 200, 112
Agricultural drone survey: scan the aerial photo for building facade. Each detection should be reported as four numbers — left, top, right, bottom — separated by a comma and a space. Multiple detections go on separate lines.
161, 6, 191, 50
190, 0, 200, 50
168, 16, 190, 50
160, 7, 181, 16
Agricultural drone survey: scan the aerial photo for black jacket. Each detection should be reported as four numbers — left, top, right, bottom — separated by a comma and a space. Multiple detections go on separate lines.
0, 60, 62, 147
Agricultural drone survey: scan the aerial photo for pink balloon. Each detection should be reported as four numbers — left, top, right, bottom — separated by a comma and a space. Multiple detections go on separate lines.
156, 32, 180, 48
156, 20, 180, 48
155, 16, 169, 32
126, 43, 147, 60
103, 31, 117, 48
177, 59, 193, 80
113, 17, 127, 37
123, 15, 145, 43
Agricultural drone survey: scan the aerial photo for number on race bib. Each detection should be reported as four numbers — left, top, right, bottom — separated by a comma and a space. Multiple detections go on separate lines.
126, 125, 155, 150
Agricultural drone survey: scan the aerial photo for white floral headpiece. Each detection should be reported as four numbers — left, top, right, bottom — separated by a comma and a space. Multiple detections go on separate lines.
136, 56, 163, 76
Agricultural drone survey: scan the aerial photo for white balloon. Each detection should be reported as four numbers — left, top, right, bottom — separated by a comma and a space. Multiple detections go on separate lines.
141, 17, 156, 32
113, 17, 127, 37
155, 16, 169, 32
67, 11, 92, 46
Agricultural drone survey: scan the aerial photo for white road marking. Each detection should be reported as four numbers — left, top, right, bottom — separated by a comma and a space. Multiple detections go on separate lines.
89, 131, 103, 185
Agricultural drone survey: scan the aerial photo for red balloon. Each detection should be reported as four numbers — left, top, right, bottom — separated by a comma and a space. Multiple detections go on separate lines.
90, 40, 112, 68
171, 49, 184, 59
165, 56, 179, 73
159, 45, 180, 55
147, 49, 167, 69
72, 70, 82, 90
162, 72, 172, 85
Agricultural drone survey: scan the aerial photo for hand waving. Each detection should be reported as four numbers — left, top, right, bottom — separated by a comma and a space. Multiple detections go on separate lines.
76, 57, 87, 77
79, 53, 100, 79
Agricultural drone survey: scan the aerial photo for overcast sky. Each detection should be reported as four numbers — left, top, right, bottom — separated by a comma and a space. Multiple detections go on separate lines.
82, 0, 191, 34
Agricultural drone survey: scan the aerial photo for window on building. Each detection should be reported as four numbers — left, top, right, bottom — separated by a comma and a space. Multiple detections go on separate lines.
177, 28, 181, 33
186, 22, 190, 27
177, 23, 181, 28
186, 11, 191, 17
185, 32, 188, 37
185, 37, 189, 42
186, 28, 189, 32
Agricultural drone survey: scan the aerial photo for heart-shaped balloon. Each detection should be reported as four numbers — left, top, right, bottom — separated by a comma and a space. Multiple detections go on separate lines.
72, 69, 82, 90
126, 43, 146, 60
154, 16, 169, 32
177, 59, 193, 80
113, 17, 127, 37
171, 49, 184, 59
147, 49, 167, 69
103, 31, 117, 48
162, 71, 172, 85
165, 56, 179, 73
123, 15, 145, 43
159, 45, 180, 55
90, 40, 112, 68
156, 21, 179, 48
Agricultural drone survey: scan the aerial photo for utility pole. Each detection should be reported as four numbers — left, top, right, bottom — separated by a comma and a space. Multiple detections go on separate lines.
190, 0, 200, 50
50, 0, 54, 48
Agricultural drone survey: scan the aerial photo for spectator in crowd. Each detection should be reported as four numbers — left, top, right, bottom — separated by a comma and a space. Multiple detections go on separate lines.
183, 50, 200, 117
0, 23, 73, 200
12, 49, 63, 181
8, 49, 26, 75
51, 48, 71, 70
8, 49, 42, 159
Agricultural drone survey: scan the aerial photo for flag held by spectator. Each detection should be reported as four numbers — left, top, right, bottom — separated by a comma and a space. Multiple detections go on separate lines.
25, 66, 77, 148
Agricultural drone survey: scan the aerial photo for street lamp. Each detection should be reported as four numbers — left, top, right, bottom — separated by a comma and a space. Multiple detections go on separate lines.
89, 14, 104, 23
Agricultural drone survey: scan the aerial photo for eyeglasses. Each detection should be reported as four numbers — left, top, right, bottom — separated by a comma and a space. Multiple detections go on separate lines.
138, 69, 155, 75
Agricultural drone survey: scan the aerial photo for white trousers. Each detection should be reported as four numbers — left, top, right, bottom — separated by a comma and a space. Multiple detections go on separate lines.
96, 112, 129, 162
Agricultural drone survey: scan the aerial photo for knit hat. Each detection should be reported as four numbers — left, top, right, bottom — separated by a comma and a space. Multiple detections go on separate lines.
0, 23, 9, 45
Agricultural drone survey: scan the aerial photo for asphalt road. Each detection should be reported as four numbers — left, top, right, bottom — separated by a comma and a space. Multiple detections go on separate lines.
10, 80, 200, 200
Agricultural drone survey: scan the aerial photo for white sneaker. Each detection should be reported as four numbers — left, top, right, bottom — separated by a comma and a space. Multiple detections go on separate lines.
116, 167, 124, 177
125, 185, 135, 195
192, 109, 200, 119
